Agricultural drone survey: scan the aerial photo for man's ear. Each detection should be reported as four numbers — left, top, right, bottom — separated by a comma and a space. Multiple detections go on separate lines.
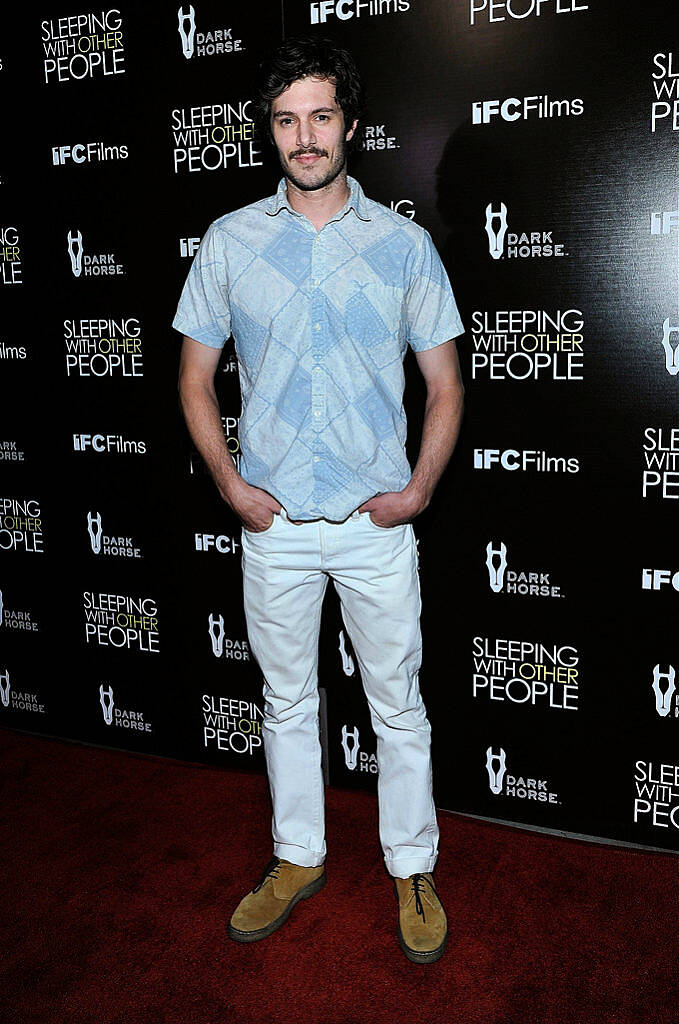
345, 118, 358, 142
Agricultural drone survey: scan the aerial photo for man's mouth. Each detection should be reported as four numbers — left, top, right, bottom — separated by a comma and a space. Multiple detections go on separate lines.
293, 153, 324, 164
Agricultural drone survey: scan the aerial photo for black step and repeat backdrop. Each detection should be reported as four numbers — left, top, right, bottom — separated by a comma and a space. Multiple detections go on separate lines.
2, 0, 678, 853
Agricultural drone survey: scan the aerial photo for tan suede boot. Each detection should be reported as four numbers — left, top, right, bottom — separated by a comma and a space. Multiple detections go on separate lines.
394, 872, 448, 964
227, 856, 326, 943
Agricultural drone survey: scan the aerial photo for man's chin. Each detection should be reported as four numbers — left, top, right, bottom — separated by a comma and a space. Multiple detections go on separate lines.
283, 158, 344, 193
288, 176, 327, 192
285, 166, 325, 191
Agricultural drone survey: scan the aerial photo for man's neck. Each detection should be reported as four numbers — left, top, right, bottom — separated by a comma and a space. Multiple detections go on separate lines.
284, 173, 351, 231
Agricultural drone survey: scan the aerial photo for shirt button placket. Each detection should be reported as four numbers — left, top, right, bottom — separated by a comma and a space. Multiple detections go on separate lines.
310, 236, 326, 453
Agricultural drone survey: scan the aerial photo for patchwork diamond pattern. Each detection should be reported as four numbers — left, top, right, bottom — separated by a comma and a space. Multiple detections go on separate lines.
172, 175, 464, 521
263, 226, 312, 285
346, 289, 391, 349
362, 230, 414, 287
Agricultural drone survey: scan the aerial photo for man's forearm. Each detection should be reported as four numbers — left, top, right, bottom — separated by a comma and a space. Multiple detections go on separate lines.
403, 384, 464, 512
178, 378, 243, 503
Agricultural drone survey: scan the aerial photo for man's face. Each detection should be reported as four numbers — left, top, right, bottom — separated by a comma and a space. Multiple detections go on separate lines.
270, 75, 357, 192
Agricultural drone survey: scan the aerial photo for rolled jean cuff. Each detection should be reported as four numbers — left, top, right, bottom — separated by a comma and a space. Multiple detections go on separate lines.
386, 852, 438, 879
273, 842, 326, 868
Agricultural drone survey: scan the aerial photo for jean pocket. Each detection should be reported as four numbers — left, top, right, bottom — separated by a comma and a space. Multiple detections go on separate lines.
243, 512, 279, 536
363, 511, 399, 531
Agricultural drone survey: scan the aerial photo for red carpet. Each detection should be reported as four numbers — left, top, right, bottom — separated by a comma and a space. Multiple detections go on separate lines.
1, 727, 677, 1024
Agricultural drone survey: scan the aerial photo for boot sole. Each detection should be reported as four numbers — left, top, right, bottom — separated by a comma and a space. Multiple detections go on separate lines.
397, 923, 448, 965
227, 871, 326, 943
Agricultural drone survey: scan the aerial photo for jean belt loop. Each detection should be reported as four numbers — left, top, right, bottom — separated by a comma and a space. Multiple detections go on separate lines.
351, 509, 360, 519
280, 506, 288, 521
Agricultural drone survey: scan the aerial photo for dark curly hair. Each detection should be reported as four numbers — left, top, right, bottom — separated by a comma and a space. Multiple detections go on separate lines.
253, 36, 365, 149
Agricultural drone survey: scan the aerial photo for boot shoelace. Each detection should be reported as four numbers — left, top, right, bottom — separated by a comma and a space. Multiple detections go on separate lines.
252, 856, 281, 893
410, 872, 437, 922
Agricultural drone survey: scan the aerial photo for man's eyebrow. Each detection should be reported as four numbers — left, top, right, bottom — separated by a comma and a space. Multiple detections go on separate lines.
272, 107, 337, 119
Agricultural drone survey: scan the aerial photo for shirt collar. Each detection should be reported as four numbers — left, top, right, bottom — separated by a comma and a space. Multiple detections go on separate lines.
265, 174, 371, 222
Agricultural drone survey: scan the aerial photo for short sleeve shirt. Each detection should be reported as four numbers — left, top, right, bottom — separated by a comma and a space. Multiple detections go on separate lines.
172, 174, 464, 521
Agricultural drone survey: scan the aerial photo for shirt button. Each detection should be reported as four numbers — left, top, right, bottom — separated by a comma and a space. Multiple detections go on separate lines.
314, 365, 321, 372
314, 456, 319, 462
314, 411, 320, 417
314, 323, 321, 332
312, 278, 319, 286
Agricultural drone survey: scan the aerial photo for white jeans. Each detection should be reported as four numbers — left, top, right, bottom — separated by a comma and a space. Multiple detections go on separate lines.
240, 505, 439, 879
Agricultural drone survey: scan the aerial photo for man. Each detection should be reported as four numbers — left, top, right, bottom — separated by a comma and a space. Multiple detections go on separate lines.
172, 36, 464, 965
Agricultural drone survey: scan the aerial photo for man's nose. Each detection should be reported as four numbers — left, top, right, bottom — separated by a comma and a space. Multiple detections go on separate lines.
296, 118, 316, 149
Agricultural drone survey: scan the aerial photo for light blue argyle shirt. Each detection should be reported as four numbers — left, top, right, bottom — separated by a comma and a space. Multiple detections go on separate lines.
172, 174, 464, 521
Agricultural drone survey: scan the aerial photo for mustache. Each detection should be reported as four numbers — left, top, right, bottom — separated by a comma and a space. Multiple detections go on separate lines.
289, 148, 327, 159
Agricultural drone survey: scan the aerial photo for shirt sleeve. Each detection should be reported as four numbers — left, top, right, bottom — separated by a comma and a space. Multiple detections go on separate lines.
171, 221, 231, 349
405, 229, 464, 352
